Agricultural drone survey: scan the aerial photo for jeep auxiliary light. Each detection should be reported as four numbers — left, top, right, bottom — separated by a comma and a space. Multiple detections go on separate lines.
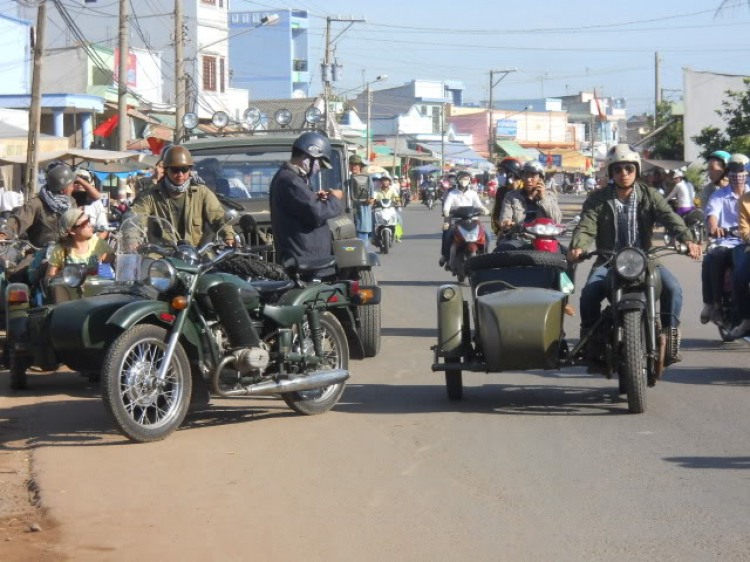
305, 107, 322, 124
211, 111, 230, 129
182, 112, 199, 130
243, 107, 262, 127
275, 108, 292, 126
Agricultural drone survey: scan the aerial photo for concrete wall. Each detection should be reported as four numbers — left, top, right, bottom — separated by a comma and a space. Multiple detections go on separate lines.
0, 15, 31, 96
683, 68, 749, 162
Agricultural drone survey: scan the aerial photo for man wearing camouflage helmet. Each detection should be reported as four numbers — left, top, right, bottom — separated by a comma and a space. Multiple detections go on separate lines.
128, 145, 235, 246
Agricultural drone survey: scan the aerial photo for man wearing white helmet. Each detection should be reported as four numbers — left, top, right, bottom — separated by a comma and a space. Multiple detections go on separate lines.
568, 144, 702, 364
664, 169, 695, 217
439, 170, 489, 267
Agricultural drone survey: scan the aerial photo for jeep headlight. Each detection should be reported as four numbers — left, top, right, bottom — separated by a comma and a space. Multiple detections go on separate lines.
62, 264, 86, 288
147, 259, 177, 292
614, 248, 646, 280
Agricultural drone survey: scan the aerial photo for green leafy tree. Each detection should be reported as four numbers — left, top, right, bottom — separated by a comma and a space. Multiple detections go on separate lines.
692, 78, 750, 160
649, 102, 684, 161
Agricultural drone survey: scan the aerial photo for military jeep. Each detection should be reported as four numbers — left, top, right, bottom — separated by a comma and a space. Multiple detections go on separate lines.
180, 133, 382, 358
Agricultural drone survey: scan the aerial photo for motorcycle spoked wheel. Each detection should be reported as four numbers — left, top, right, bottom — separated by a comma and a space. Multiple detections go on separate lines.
283, 312, 349, 415
621, 310, 647, 414
101, 324, 192, 443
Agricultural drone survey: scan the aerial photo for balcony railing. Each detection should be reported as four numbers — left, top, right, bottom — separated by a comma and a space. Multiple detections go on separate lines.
292, 59, 308, 72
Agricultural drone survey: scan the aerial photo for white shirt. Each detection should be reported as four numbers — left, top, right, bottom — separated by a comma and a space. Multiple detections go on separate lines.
665, 180, 694, 209
84, 199, 109, 231
442, 188, 488, 217
0, 188, 23, 212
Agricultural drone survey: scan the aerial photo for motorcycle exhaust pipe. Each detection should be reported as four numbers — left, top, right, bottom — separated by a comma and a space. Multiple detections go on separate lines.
211, 356, 349, 398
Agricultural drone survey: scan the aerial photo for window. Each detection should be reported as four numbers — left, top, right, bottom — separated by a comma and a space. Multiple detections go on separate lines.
231, 14, 238, 23
220, 58, 225, 93
203, 56, 216, 91
421, 105, 428, 116
252, 13, 260, 23
242, 13, 249, 23
201, 0, 216, 4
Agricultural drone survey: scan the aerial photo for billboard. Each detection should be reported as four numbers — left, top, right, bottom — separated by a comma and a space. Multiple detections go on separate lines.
495, 119, 517, 138
113, 48, 137, 87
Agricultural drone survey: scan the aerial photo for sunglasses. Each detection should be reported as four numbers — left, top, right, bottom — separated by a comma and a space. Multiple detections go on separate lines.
168, 166, 192, 174
612, 164, 637, 175
73, 218, 91, 230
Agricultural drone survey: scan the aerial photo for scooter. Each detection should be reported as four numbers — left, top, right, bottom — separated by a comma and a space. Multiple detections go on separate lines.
373, 199, 399, 255
447, 206, 487, 283
432, 242, 690, 413
400, 186, 411, 208
664, 201, 704, 247
424, 186, 437, 210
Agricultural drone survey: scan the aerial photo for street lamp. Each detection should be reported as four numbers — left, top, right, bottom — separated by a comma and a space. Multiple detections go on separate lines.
487, 68, 518, 165
364, 74, 388, 160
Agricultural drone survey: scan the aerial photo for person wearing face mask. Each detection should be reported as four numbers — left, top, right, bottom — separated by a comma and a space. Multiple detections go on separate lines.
438, 170, 489, 267
269, 132, 343, 265
699, 151, 730, 210
730, 155, 750, 338
700, 154, 750, 328
128, 145, 235, 246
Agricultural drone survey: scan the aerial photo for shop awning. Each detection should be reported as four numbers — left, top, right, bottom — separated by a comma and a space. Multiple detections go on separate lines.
495, 140, 538, 161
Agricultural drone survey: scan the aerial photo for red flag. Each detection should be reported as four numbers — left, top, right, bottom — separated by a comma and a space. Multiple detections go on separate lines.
147, 137, 166, 155
93, 114, 119, 138
585, 158, 591, 169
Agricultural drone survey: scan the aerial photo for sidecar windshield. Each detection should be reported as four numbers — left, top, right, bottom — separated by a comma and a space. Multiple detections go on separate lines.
115, 215, 178, 283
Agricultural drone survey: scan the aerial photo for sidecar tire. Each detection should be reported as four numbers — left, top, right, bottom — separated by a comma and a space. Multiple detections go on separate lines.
466, 250, 568, 275
358, 269, 381, 357
445, 359, 463, 401
282, 312, 349, 416
102, 324, 192, 443
9, 350, 30, 391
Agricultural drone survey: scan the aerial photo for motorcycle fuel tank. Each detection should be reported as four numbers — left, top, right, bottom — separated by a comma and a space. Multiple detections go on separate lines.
476, 287, 565, 372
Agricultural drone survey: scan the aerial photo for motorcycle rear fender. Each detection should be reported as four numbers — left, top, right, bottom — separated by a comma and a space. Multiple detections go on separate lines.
262, 304, 307, 327
616, 292, 646, 312
436, 284, 464, 358
106, 300, 203, 355
274, 283, 347, 308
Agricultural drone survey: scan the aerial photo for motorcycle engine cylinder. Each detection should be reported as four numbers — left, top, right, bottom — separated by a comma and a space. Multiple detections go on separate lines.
208, 283, 261, 348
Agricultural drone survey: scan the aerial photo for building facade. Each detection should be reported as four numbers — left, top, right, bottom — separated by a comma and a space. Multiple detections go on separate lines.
228, 9, 310, 100
0, 14, 31, 96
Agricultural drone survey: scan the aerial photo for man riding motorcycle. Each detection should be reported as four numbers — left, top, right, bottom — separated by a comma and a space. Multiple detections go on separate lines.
664, 169, 695, 217
700, 153, 750, 327
699, 150, 730, 210
491, 157, 523, 235
128, 145, 235, 246
567, 144, 702, 361
438, 170, 489, 267
374, 174, 402, 243
0, 164, 77, 282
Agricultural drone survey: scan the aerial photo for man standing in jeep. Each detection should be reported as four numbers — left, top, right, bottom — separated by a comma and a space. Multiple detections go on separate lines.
269, 132, 343, 265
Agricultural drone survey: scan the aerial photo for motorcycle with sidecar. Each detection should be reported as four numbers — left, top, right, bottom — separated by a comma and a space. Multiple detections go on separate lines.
432, 243, 688, 414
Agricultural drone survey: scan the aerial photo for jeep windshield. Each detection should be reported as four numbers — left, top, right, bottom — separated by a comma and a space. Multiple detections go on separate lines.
191, 148, 343, 200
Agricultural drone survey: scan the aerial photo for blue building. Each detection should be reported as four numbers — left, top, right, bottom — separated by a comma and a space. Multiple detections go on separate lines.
228, 9, 311, 100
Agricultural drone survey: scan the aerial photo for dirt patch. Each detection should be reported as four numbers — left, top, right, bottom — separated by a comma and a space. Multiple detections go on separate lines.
0, 388, 66, 561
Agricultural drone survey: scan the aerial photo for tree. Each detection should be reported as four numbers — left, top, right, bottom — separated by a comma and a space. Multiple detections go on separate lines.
692, 78, 750, 160
649, 102, 684, 161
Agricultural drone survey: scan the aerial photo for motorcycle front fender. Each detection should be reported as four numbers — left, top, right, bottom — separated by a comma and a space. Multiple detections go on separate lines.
436, 283, 464, 358
106, 300, 203, 354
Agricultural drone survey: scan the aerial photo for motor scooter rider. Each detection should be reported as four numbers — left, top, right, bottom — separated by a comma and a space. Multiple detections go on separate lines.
699, 150, 730, 210
664, 169, 695, 217
374, 174, 402, 242
127, 145, 235, 247
499, 160, 562, 231
438, 170, 489, 267
567, 144, 702, 364
0, 164, 77, 282
491, 157, 523, 235
700, 153, 750, 328
730, 158, 750, 339
269, 131, 342, 269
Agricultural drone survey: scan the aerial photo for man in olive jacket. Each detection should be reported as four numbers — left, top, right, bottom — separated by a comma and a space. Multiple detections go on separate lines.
568, 145, 702, 341
128, 145, 234, 246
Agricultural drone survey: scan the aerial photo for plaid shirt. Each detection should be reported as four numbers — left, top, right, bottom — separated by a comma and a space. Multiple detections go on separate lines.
615, 189, 639, 250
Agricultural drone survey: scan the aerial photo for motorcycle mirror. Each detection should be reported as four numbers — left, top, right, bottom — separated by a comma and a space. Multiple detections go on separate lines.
223, 209, 239, 226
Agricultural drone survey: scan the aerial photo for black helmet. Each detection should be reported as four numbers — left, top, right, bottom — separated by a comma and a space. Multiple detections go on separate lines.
293, 132, 332, 169
46, 164, 75, 193
499, 157, 522, 179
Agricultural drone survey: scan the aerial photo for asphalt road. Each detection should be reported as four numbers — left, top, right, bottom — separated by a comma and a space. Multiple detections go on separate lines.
2, 194, 749, 561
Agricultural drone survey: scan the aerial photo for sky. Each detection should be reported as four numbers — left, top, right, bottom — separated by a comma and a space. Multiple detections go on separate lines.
232, 0, 750, 115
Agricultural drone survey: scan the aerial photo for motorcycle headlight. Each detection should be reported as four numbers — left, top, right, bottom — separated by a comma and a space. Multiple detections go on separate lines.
62, 264, 86, 288
147, 259, 177, 292
614, 248, 646, 280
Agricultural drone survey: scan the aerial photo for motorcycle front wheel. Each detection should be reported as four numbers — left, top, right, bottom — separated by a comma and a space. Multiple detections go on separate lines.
621, 310, 647, 413
381, 229, 391, 254
283, 312, 349, 415
101, 324, 192, 443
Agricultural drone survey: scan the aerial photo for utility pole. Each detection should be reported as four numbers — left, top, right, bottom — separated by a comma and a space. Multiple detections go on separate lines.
654, 51, 661, 127
24, 0, 47, 200
174, 0, 185, 143
440, 103, 446, 172
365, 82, 371, 160
487, 68, 517, 165
392, 129, 399, 175
322, 16, 365, 135
117, 0, 129, 151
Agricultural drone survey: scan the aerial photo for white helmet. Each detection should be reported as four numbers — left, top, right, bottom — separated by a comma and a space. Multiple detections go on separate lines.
606, 144, 641, 177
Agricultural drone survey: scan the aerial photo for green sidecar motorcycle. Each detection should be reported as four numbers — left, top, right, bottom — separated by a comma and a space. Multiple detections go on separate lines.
432, 245, 687, 414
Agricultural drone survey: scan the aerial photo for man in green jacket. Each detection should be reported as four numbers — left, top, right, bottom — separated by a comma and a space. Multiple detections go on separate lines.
128, 145, 235, 246
567, 144, 702, 344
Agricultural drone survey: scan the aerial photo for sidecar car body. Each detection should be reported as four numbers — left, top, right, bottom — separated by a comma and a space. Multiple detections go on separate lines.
431, 250, 572, 399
